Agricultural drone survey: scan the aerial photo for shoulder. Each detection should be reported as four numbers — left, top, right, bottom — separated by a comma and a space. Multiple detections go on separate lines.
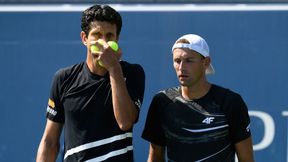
154, 87, 180, 101
161, 87, 180, 97
212, 84, 242, 98
147, 87, 180, 113
53, 62, 84, 82
212, 84, 245, 108
120, 60, 145, 74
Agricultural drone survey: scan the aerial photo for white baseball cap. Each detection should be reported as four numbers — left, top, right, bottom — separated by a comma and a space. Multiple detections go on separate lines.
172, 34, 215, 75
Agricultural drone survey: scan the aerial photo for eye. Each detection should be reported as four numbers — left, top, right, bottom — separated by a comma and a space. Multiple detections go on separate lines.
105, 33, 116, 41
90, 32, 100, 40
187, 58, 201, 63
187, 59, 195, 63
174, 58, 181, 64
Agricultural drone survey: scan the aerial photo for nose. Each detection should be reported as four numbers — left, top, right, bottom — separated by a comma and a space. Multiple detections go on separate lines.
96, 34, 107, 42
178, 61, 188, 74
179, 61, 184, 70
98, 36, 107, 42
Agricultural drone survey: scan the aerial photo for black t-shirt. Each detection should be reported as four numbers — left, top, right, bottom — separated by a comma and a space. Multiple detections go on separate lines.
46, 61, 145, 162
142, 84, 251, 162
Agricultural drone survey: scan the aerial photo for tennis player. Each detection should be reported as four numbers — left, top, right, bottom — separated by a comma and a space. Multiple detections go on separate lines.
36, 4, 145, 162
142, 34, 254, 162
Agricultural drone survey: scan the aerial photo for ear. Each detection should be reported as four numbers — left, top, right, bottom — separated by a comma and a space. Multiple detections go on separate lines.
204, 57, 211, 69
80, 31, 87, 46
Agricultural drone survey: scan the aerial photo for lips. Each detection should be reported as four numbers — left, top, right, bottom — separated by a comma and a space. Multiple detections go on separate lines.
179, 73, 188, 77
179, 74, 188, 79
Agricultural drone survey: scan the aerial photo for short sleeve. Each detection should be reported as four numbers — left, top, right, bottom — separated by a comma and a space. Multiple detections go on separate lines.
142, 93, 167, 146
225, 92, 251, 143
125, 64, 145, 110
46, 69, 65, 123
124, 64, 145, 124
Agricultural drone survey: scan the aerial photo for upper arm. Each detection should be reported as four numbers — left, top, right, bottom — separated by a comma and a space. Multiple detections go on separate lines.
42, 119, 63, 141
39, 119, 63, 152
37, 120, 63, 162
39, 119, 63, 151
226, 93, 251, 143
142, 93, 167, 146
147, 143, 165, 162
235, 137, 255, 162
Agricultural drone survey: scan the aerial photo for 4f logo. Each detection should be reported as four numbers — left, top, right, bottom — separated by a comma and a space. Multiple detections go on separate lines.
202, 117, 215, 124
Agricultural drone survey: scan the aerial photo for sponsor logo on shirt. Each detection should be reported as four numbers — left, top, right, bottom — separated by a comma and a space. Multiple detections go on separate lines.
202, 117, 215, 124
47, 106, 57, 116
48, 98, 55, 108
135, 99, 142, 109
246, 123, 251, 132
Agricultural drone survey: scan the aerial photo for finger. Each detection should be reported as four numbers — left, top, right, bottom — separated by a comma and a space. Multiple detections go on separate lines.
97, 39, 109, 49
116, 48, 122, 60
91, 50, 101, 55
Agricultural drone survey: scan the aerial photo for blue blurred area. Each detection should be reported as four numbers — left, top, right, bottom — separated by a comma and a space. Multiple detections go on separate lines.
0, 5, 288, 162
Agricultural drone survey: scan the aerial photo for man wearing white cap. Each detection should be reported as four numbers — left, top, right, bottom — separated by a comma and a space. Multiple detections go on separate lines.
142, 34, 254, 162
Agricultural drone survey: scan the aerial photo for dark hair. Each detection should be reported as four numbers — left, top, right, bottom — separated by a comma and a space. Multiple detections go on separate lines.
81, 4, 122, 37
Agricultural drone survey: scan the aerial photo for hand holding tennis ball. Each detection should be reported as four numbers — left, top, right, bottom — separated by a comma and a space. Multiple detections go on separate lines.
107, 41, 119, 52
90, 39, 119, 67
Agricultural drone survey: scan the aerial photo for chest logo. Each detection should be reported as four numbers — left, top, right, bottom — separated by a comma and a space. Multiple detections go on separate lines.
202, 117, 215, 124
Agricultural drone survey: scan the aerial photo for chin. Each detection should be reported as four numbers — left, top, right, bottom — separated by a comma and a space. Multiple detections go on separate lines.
179, 80, 193, 87
179, 81, 188, 86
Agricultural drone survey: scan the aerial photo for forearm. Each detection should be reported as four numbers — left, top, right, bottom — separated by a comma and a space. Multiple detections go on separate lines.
147, 155, 165, 162
36, 139, 60, 162
147, 144, 165, 162
238, 159, 254, 162
109, 65, 138, 131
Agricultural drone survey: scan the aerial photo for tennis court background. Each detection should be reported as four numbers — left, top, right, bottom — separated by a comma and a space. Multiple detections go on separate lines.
0, 4, 288, 162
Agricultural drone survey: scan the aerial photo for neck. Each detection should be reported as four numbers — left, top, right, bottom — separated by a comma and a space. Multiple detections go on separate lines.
181, 81, 211, 100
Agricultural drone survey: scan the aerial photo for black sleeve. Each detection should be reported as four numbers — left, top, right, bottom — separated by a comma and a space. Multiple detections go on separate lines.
125, 64, 145, 122
46, 69, 65, 123
225, 92, 251, 143
142, 93, 166, 146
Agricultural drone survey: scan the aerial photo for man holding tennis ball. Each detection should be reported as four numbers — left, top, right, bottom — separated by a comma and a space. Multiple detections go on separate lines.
37, 4, 145, 162
90, 39, 119, 67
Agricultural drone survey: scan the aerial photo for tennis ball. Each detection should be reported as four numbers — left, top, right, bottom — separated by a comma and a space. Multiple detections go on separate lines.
98, 39, 105, 45
90, 45, 99, 53
108, 41, 119, 52
90, 39, 105, 53
98, 61, 104, 67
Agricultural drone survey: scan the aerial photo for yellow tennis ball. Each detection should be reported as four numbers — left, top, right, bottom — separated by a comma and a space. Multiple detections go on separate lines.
98, 39, 105, 45
98, 61, 104, 67
90, 45, 99, 53
108, 41, 119, 51
90, 39, 105, 53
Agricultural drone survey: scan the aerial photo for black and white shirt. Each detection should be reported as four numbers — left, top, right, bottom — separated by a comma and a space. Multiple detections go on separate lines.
46, 61, 145, 162
142, 84, 251, 162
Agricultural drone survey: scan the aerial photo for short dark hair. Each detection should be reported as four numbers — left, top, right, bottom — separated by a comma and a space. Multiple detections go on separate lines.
81, 4, 122, 37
